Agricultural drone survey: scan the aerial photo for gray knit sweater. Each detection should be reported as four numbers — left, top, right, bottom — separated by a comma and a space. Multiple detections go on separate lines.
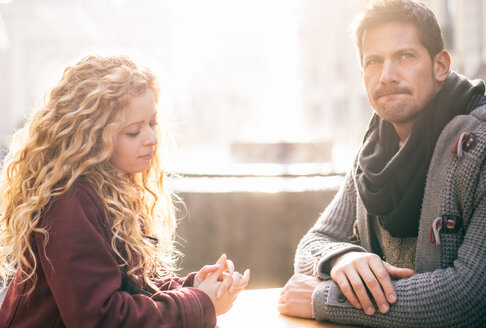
294, 106, 486, 327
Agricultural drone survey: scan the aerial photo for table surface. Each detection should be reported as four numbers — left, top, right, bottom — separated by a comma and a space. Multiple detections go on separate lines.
216, 288, 356, 328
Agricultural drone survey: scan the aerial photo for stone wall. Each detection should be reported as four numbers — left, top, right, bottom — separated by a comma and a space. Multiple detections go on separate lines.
176, 189, 337, 288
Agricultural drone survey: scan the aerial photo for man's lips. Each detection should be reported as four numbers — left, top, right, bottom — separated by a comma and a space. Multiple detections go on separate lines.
374, 86, 412, 99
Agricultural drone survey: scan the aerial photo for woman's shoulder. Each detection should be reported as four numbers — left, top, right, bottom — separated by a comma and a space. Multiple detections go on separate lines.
46, 179, 105, 221
57, 179, 101, 204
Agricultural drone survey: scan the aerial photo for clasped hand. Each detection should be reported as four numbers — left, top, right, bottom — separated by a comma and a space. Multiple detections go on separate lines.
278, 251, 415, 318
193, 254, 250, 315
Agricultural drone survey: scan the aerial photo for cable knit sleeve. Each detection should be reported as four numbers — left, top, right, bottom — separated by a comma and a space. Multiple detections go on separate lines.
294, 169, 366, 279
35, 182, 216, 328
312, 160, 486, 327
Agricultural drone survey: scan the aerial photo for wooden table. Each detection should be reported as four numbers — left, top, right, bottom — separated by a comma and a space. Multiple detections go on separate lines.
216, 288, 356, 327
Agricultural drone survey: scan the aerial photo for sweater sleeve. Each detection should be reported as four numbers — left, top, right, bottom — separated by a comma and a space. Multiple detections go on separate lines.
36, 183, 216, 328
294, 169, 366, 278
311, 168, 486, 327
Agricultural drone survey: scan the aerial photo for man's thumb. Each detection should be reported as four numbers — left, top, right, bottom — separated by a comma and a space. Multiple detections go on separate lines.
384, 262, 415, 279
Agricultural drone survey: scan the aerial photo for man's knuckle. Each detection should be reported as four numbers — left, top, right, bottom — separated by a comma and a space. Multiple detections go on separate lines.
338, 284, 351, 294
365, 278, 378, 288
330, 270, 339, 280
351, 283, 365, 293
375, 271, 388, 280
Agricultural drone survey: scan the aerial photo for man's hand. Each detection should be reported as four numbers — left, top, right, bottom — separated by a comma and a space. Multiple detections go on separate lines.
277, 274, 321, 318
330, 251, 414, 315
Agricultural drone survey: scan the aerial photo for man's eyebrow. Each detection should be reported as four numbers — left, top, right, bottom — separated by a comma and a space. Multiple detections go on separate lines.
395, 47, 419, 54
363, 53, 380, 58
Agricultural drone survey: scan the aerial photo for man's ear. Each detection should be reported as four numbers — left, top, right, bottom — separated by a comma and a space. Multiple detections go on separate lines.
433, 50, 451, 83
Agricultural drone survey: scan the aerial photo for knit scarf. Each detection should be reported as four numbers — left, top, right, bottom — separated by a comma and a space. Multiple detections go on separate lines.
356, 72, 485, 238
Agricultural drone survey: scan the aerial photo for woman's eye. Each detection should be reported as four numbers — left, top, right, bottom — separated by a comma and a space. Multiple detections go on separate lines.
149, 121, 158, 128
126, 131, 140, 138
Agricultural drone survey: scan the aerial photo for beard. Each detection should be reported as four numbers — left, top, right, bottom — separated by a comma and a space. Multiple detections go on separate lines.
375, 99, 425, 124
371, 70, 437, 124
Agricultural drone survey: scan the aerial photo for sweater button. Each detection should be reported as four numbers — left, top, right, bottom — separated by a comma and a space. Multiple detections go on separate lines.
337, 290, 346, 303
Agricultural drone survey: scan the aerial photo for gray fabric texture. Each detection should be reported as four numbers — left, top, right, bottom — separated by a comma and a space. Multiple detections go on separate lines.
294, 106, 486, 327
371, 215, 416, 269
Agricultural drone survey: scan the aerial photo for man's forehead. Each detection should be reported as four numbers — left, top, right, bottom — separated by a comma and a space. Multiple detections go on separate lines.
361, 21, 424, 54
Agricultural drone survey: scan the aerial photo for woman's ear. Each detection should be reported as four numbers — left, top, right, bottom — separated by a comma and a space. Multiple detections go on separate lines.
433, 50, 451, 83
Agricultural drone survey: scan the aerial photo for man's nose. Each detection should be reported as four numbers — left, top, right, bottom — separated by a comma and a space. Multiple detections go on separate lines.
379, 59, 399, 84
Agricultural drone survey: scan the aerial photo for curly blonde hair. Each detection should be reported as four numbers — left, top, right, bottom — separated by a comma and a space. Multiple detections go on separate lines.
0, 54, 179, 293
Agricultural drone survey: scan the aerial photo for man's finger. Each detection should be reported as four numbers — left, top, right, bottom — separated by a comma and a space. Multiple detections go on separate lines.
277, 302, 287, 314
369, 259, 397, 305
332, 271, 362, 309
358, 263, 389, 314
384, 262, 415, 279
345, 268, 375, 315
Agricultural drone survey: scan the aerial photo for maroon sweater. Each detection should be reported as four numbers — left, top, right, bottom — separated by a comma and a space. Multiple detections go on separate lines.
0, 181, 216, 328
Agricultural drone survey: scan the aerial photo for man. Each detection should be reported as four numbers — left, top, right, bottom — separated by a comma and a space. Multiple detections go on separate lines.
278, 0, 486, 327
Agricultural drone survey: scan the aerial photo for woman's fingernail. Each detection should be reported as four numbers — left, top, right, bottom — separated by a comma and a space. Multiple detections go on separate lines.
389, 294, 396, 302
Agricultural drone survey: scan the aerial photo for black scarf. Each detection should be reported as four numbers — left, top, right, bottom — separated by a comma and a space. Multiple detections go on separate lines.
356, 72, 485, 238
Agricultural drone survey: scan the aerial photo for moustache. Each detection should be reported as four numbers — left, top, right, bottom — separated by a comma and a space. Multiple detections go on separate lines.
373, 86, 412, 99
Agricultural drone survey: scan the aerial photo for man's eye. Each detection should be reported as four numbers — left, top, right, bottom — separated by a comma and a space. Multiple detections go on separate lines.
149, 121, 158, 128
366, 59, 380, 66
402, 53, 413, 59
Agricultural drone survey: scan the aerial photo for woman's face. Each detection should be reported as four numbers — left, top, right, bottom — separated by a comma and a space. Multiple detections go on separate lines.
111, 89, 158, 174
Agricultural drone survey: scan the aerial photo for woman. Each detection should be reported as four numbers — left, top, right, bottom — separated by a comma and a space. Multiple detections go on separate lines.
0, 54, 249, 327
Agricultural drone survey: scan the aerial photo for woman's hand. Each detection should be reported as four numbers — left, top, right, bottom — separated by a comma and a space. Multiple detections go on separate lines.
194, 254, 230, 287
194, 254, 249, 294
194, 254, 250, 315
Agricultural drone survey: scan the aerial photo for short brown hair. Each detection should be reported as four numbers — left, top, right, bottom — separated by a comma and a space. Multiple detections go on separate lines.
353, 0, 444, 64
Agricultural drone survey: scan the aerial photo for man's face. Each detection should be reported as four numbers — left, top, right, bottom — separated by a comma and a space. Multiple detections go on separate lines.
361, 21, 441, 125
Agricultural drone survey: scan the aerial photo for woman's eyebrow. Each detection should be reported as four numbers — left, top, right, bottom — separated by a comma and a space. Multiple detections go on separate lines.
122, 112, 158, 128
122, 120, 144, 130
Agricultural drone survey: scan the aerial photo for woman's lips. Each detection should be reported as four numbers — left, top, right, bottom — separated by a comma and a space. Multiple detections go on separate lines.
139, 153, 153, 160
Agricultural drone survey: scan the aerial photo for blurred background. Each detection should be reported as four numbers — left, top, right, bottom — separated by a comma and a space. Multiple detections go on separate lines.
1, 0, 486, 295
